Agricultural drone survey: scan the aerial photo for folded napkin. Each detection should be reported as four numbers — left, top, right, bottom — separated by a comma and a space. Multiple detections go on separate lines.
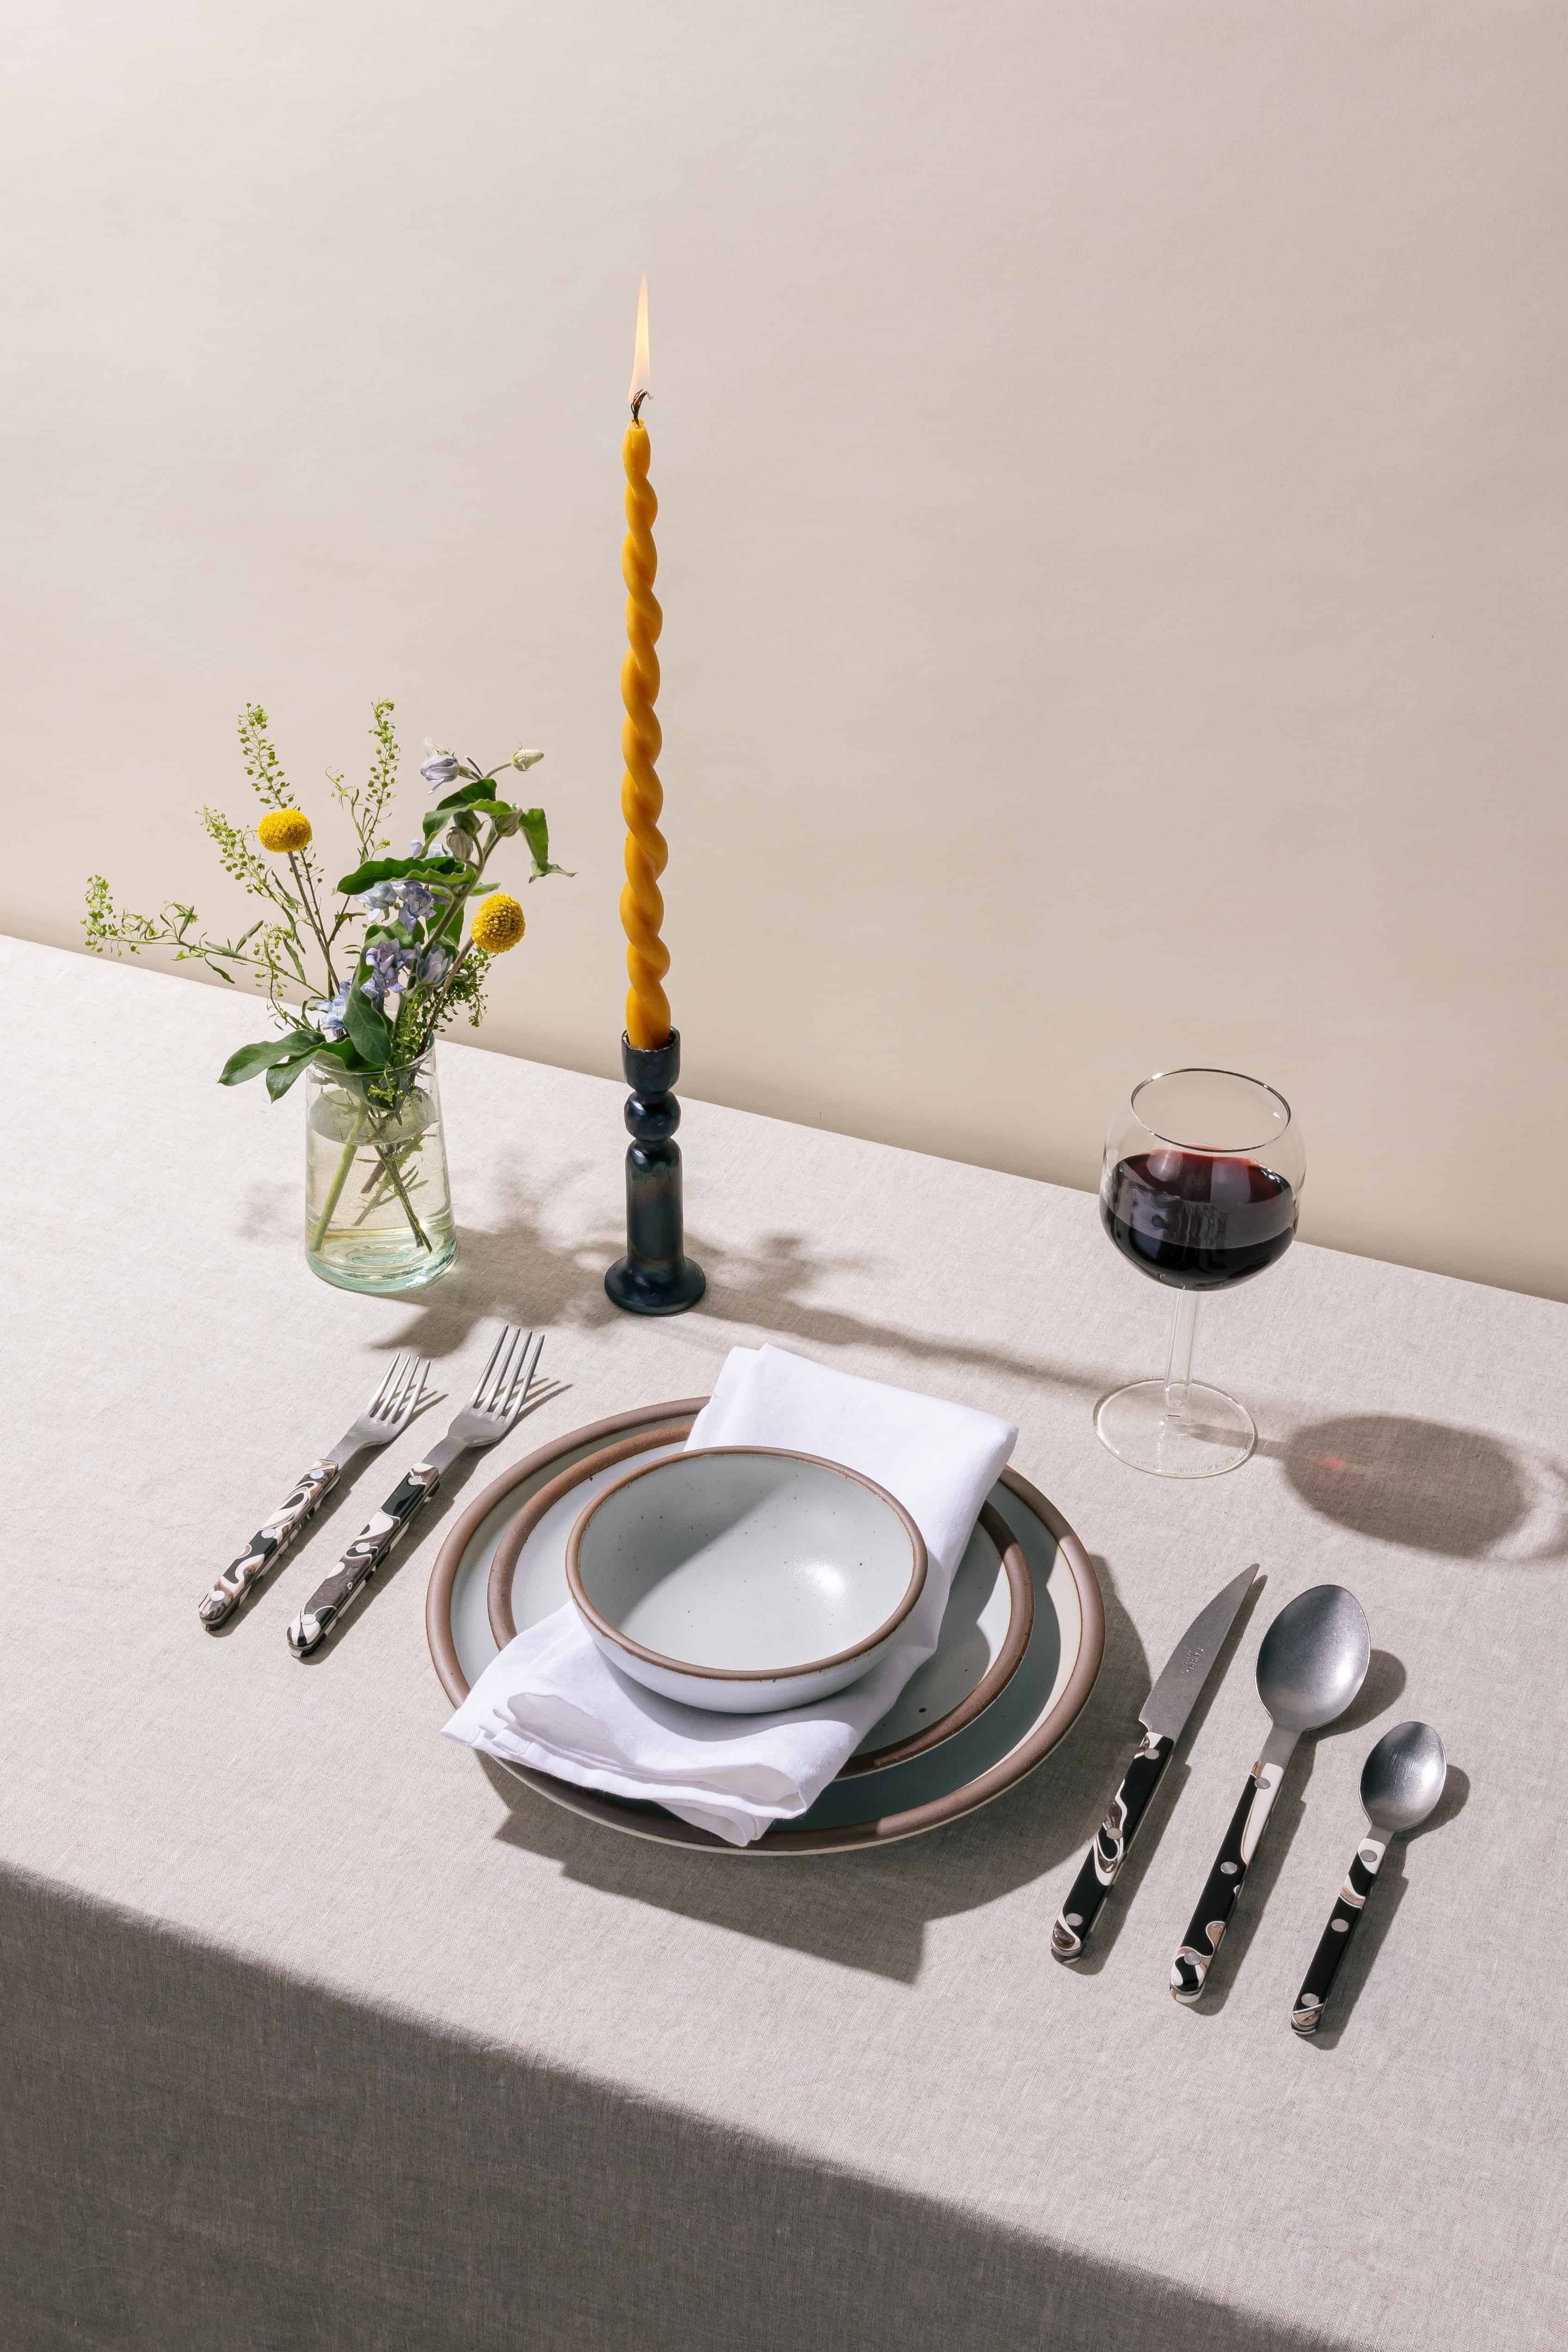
441, 1345, 1017, 1845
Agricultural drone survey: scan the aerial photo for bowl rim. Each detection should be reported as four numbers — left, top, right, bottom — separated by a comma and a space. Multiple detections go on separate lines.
564, 1444, 929, 1684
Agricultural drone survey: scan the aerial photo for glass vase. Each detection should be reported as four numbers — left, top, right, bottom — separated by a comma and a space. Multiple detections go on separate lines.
305, 1049, 456, 1293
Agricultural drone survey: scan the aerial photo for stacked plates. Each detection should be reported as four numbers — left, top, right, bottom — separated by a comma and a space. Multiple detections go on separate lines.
427, 1400, 1104, 1856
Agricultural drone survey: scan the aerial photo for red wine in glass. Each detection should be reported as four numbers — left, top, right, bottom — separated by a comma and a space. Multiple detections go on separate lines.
1096, 1069, 1305, 1477
1101, 1150, 1298, 1292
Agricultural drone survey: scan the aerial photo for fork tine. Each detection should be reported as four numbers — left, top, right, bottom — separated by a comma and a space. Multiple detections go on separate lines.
480, 1324, 527, 1414
503, 1329, 545, 1416
380, 1353, 414, 1421
484, 1324, 527, 1412
470, 1325, 512, 1411
369, 1353, 407, 1416
398, 1356, 432, 1422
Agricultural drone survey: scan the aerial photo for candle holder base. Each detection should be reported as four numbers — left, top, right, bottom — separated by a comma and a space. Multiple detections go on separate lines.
604, 1029, 706, 1318
604, 1255, 707, 1317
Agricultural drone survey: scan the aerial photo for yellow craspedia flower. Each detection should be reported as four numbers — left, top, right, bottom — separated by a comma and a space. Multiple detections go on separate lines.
257, 808, 312, 853
471, 892, 527, 953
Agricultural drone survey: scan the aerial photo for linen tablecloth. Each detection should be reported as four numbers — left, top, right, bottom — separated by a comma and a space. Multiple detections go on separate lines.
3, 935, 1564, 2351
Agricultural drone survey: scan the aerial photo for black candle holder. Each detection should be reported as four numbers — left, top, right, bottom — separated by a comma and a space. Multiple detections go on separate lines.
604, 1029, 706, 1316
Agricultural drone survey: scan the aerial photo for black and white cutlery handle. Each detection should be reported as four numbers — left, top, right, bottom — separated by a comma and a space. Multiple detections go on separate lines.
1291, 1837, 1387, 2035
1051, 1732, 1174, 1963
286, 1461, 441, 1655
199, 1460, 340, 1626
1171, 1758, 1286, 2004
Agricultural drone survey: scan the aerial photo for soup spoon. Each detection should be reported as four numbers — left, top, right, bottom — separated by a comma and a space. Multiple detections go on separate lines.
1290, 1719, 1447, 2036
1171, 1583, 1371, 2004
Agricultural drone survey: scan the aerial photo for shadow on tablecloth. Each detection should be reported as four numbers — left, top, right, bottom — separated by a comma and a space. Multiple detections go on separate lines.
0, 1865, 1352, 2352
283, 1168, 1126, 1412
479, 1550, 1157, 1985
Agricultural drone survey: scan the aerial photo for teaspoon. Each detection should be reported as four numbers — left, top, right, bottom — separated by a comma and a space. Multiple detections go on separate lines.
1291, 1719, 1447, 2036
1171, 1583, 1371, 2005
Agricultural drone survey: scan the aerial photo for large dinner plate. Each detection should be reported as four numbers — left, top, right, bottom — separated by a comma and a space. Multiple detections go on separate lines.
427, 1400, 1104, 1856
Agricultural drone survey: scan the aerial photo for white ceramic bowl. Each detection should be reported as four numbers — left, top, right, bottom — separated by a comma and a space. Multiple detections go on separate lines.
564, 1446, 928, 1713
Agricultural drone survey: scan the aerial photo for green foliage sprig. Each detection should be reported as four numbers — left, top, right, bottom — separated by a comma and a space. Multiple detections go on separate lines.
84, 702, 569, 1102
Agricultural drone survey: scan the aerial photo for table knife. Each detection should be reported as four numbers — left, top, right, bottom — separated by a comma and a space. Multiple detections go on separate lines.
1051, 1562, 1259, 1964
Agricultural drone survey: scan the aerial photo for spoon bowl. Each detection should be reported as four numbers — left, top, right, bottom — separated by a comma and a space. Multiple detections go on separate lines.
1256, 1583, 1371, 1732
1360, 1719, 1447, 1835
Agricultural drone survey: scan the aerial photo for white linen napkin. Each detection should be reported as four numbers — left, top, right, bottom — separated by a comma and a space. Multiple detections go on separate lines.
441, 1345, 1016, 1845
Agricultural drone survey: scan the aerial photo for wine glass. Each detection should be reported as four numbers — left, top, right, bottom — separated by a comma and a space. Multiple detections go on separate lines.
1096, 1067, 1303, 1478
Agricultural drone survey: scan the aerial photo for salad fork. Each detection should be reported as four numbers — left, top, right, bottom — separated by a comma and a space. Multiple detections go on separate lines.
198, 1354, 431, 1626
287, 1325, 546, 1656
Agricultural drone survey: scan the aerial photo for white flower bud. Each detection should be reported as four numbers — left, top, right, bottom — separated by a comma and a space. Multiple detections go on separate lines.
512, 748, 544, 771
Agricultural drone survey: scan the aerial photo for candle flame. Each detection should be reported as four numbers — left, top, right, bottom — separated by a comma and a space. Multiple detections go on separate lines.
628, 273, 650, 414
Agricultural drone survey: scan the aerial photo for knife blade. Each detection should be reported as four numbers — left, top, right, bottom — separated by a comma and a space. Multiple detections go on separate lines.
1051, 1562, 1259, 1965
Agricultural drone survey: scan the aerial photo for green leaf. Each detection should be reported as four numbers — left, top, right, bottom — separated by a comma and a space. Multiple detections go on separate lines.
312, 1035, 374, 1075
264, 1050, 316, 1102
335, 855, 467, 894
218, 1033, 315, 1087
343, 982, 392, 1067
433, 795, 521, 835
516, 807, 573, 882
433, 780, 504, 812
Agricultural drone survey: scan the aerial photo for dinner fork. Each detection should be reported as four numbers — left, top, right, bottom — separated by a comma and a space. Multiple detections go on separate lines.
287, 1325, 546, 1656
198, 1354, 431, 1626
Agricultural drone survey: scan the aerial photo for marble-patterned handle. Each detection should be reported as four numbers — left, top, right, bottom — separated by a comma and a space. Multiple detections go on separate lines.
286, 1461, 441, 1656
1051, 1732, 1174, 1963
1291, 1836, 1387, 2035
198, 1461, 340, 1626
1170, 1758, 1285, 2004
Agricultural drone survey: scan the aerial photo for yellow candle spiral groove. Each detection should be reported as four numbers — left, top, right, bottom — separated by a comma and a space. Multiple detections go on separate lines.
619, 419, 670, 1049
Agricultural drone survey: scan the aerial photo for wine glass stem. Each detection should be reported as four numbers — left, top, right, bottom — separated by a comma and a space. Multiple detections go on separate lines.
1164, 1289, 1200, 1424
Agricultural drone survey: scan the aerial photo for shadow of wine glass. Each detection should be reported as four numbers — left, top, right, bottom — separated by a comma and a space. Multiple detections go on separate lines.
1271, 1415, 1568, 1563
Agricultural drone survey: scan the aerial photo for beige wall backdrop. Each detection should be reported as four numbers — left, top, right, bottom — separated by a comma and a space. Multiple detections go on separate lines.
6, 2, 1567, 1298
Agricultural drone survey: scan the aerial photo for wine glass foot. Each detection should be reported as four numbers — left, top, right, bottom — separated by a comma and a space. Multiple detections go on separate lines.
1095, 1380, 1256, 1479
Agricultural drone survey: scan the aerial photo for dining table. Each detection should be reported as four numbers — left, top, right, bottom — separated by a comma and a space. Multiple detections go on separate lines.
4, 930, 1564, 2352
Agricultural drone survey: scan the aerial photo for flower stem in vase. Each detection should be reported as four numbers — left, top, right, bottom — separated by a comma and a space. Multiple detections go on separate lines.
369, 1130, 431, 1252
312, 1119, 367, 1252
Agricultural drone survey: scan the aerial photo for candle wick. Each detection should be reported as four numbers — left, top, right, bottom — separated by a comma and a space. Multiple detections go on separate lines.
630, 389, 649, 423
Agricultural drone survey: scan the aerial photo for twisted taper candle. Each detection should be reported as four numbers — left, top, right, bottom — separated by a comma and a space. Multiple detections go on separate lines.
619, 406, 671, 1049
